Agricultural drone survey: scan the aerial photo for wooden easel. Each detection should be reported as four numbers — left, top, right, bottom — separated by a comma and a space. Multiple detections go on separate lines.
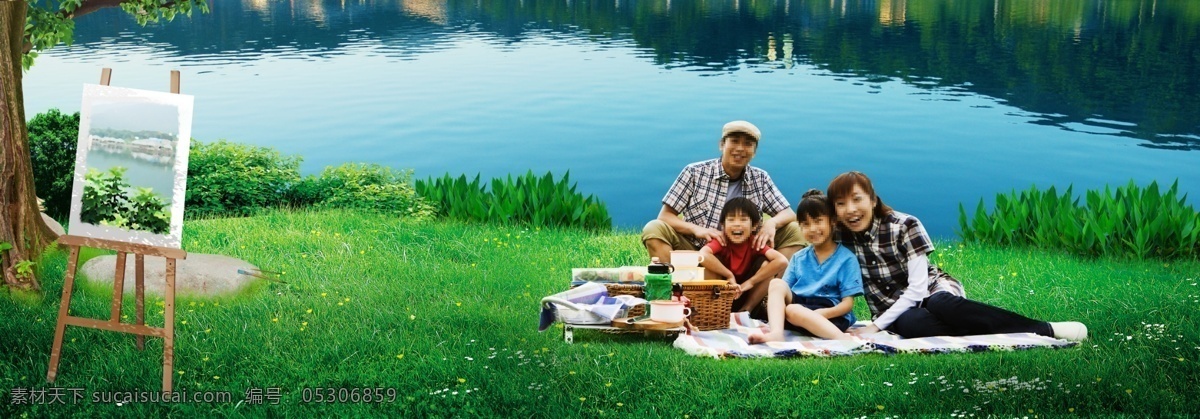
46, 69, 189, 392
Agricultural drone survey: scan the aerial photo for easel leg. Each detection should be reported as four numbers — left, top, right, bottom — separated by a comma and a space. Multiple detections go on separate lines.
135, 254, 145, 351
162, 258, 176, 392
47, 246, 81, 382
111, 252, 126, 323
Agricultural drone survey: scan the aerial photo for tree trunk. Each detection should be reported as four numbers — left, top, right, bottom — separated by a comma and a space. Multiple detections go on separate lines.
1, 1, 56, 291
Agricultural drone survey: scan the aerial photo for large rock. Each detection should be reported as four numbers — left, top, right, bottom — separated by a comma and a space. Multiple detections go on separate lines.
81, 253, 262, 297
41, 213, 65, 236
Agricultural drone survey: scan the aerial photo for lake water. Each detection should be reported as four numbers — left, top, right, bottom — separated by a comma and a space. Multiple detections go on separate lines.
85, 148, 177, 203
22, 0, 1199, 238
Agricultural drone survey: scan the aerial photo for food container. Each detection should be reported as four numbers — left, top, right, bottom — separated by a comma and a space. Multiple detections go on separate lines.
617, 266, 647, 282
571, 268, 621, 283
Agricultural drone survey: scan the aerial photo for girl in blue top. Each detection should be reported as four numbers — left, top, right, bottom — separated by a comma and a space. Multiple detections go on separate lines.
749, 189, 864, 343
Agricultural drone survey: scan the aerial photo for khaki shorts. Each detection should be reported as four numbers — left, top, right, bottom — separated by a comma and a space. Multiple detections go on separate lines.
641, 219, 807, 251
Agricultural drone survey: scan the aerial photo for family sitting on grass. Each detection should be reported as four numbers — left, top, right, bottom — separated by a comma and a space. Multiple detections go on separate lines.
642, 121, 1088, 342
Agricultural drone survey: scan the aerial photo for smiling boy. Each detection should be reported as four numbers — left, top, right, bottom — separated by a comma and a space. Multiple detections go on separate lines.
698, 197, 789, 313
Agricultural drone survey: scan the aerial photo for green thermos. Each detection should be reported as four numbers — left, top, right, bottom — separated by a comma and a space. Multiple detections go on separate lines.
644, 257, 674, 314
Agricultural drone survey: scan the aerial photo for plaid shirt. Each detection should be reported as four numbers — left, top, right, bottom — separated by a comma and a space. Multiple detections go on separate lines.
834, 211, 964, 318
662, 159, 791, 248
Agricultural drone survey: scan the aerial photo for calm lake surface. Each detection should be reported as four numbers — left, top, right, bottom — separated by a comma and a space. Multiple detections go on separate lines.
22, 0, 1199, 238
85, 149, 177, 202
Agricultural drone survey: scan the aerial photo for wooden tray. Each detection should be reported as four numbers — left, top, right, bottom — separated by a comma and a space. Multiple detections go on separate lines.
612, 317, 685, 330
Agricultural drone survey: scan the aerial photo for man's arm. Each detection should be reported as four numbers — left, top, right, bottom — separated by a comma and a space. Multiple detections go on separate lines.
658, 204, 725, 246
754, 208, 797, 250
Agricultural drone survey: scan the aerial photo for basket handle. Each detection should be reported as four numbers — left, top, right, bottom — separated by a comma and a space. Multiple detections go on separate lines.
541, 296, 587, 312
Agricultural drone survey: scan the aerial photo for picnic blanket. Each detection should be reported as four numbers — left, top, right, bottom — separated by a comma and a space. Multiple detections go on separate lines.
674, 312, 1078, 358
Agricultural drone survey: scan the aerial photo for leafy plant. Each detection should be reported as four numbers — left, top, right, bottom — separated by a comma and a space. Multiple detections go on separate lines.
14, 260, 36, 281
127, 187, 172, 234
294, 163, 435, 219
958, 180, 1200, 259
27, 108, 80, 219
416, 170, 611, 230
81, 167, 131, 225
416, 173, 488, 222
186, 140, 302, 218
81, 167, 170, 234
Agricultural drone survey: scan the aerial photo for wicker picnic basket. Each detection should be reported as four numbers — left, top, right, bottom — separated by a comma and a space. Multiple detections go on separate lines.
604, 282, 738, 331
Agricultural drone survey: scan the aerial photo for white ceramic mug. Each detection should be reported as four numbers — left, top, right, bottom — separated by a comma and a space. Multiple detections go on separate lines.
649, 300, 692, 323
670, 250, 705, 268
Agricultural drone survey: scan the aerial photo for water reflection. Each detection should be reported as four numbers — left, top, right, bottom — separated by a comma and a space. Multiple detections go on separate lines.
85, 149, 177, 203
58, 0, 1200, 150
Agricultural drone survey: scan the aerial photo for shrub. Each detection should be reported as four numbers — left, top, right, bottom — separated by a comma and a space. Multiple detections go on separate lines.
27, 108, 80, 219
958, 180, 1200, 259
81, 167, 170, 234
127, 187, 172, 234
186, 140, 301, 218
283, 176, 324, 208
292, 163, 435, 219
81, 167, 130, 225
416, 170, 612, 230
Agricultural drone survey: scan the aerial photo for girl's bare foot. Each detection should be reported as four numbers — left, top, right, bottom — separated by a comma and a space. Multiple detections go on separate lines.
748, 330, 785, 344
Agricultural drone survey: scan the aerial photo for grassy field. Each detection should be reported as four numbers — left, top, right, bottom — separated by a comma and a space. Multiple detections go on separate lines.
1, 208, 1198, 417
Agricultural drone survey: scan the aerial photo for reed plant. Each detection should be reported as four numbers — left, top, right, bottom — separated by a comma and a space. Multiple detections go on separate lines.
416, 170, 611, 230
958, 180, 1200, 259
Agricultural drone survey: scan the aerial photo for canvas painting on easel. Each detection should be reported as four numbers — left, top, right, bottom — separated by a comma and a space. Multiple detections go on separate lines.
67, 84, 194, 249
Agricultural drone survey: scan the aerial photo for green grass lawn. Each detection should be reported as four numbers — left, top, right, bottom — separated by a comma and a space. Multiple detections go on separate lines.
2, 208, 1198, 417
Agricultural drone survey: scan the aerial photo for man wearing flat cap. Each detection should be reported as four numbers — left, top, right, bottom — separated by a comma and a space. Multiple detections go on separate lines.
642, 120, 804, 313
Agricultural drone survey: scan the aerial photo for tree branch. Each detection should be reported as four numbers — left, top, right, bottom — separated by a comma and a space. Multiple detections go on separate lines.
23, 0, 189, 54
68, 0, 128, 20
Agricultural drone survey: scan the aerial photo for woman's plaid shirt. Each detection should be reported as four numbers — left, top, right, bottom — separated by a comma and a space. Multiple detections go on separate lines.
834, 211, 964, 318
661, 159, 791, 248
